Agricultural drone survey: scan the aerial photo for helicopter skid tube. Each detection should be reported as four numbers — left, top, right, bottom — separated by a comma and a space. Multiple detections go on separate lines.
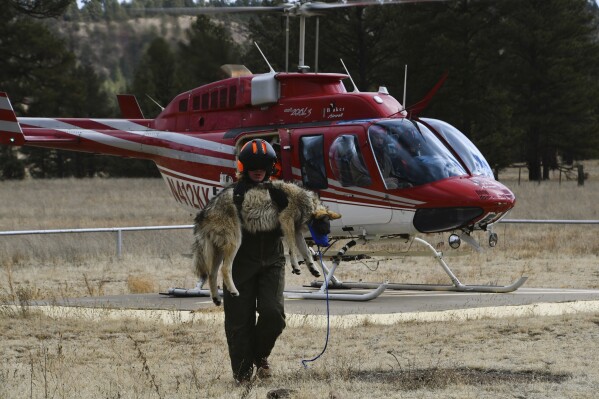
165, 284, 387, 301
309, 278, 527, 293
309, 237, 528, 294
283, 283, 386, 301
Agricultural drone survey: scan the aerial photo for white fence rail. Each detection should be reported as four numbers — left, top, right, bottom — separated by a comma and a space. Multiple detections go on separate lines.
501, 219, 599, 225
0, 225, 193, 257
1, 219, 598, 257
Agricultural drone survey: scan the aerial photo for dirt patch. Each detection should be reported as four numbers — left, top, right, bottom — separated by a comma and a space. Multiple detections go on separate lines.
348, 367, 570, 390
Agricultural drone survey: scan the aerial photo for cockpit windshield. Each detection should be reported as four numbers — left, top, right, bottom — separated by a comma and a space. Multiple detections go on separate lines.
368, 119, 466, 188
421, 118, 494, 178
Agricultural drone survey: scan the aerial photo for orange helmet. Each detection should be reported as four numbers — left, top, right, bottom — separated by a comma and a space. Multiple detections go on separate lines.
237, 139, 277, 178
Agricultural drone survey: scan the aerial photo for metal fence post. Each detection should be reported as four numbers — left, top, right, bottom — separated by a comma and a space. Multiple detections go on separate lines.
116, 229, 123, 258
577, 164, 585, 186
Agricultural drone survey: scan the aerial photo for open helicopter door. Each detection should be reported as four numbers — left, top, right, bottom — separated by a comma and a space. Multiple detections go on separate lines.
277, 128, 293, 181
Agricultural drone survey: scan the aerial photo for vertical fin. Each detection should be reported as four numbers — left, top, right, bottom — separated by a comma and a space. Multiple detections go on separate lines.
117, 94, 145, 119
0, 92, 25, 145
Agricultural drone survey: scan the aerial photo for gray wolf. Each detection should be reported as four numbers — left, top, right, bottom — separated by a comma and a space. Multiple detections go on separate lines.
192, 180, 341, 305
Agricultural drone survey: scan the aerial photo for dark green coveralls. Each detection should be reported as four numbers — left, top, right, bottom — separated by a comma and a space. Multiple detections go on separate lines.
223, 226, 286, 381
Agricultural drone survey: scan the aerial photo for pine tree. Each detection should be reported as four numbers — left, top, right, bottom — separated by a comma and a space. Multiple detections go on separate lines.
131, 37, 180, 118
0, 0, 75, 178
497, 0, 599, 180
177, 15, 242, 88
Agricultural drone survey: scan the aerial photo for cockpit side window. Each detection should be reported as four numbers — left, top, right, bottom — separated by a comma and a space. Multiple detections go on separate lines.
300, 135, 328, 190
369, 125, 412, 189
329, 134, 372, 187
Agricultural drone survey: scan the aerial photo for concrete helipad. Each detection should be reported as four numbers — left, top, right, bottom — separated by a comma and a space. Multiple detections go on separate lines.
28, 285, 599, 327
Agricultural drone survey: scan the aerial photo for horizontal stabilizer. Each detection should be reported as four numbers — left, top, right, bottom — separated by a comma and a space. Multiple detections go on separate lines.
117, 94, 144, 119
0, 92, 25, 146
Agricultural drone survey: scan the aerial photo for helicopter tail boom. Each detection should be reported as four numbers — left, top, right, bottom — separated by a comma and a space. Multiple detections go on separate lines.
0, 93, 79, 148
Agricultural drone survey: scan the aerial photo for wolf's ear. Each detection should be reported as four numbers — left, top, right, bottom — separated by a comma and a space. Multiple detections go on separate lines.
312, 209, 342, 220
327, 211, 342, 220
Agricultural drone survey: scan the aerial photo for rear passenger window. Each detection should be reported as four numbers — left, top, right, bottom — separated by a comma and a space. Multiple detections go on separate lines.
179, 99, 188, 112
210, 91, 218, 110
229, 86, 237, 107
329, 134, 372, 187
219, 88, 227, 108
300, 135, 328, 190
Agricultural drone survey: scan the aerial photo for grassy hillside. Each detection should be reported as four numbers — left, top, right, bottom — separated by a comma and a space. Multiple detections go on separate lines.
49, 14, 248, 95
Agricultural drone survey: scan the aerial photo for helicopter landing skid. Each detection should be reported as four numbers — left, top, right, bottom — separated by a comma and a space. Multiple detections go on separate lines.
166, 237, 387, 301
309, 237, 527, 294
164, 283, 387, 302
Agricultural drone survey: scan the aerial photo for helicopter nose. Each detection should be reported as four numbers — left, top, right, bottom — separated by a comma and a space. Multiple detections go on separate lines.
412, 176, 515, 233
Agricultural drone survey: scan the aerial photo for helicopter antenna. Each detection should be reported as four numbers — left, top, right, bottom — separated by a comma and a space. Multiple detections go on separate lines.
285, 15, 290, 72
340, 59, 359, 93
314, 17, 320, 73
403, 65, 408, 110
254, 42, 276, 74
146, 94, 164, 111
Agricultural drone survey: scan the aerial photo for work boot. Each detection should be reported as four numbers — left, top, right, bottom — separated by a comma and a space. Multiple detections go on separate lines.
255, 358, 272, 379
234, 367, 254, 386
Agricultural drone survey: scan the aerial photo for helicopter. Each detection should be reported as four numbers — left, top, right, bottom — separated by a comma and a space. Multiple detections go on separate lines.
0, 0, 525, 301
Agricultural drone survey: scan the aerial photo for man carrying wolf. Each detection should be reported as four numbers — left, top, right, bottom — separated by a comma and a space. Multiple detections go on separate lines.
223, 139, 293, 384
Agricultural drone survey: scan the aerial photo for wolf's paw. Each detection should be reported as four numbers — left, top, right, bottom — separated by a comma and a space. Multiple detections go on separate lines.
212, 297, 222, 306
229, 290, 240, 297
308, 266, 321, 278
291, 267, 301, 275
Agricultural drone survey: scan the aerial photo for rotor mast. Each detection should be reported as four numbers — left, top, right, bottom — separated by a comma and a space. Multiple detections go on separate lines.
298, 15, 308, 71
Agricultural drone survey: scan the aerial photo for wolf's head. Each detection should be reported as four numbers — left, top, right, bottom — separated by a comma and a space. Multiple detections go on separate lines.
310, 207, 342, 236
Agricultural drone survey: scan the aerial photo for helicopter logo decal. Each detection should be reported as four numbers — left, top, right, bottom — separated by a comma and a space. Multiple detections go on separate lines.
284, 106, 313, 118
324, 101, 345, 119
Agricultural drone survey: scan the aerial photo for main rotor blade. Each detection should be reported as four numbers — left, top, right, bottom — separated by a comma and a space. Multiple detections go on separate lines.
135, 0, 447, 17
304, 0, 447, 11
135, 6, 288, 16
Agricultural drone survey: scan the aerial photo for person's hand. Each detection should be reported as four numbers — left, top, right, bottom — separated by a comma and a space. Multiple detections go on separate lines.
268, 186, 288, 210
233, 180, 249, 208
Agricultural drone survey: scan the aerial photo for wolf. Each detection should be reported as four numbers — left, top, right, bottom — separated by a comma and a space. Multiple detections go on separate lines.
192, 180, 341, 305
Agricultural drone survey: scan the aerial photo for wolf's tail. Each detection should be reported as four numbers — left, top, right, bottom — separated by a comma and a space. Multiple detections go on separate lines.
0, 92, 25, 146
191, 236, 212, 280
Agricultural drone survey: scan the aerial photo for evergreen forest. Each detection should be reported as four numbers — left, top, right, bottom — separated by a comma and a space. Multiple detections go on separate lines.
1, 0, 599, 180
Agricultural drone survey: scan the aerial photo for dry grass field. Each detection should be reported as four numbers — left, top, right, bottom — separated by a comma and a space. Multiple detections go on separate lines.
2, 163, 599, 398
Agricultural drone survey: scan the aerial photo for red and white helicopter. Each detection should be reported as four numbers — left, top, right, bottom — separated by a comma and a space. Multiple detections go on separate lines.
0, 0, 524, 301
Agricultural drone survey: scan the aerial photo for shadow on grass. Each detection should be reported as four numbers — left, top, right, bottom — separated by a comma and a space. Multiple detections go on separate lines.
345, 367, 570, 390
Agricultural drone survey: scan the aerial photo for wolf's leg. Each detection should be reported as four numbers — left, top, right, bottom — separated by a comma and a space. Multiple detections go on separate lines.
192, 239, 210, 289
192, 256, 208, 289
220, 242, 240, 298
209, 258, 222, 306
279, 215, 301, 275
197, 236, 221, 306
195, 276, 206, 289
294, 230, 320, 277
